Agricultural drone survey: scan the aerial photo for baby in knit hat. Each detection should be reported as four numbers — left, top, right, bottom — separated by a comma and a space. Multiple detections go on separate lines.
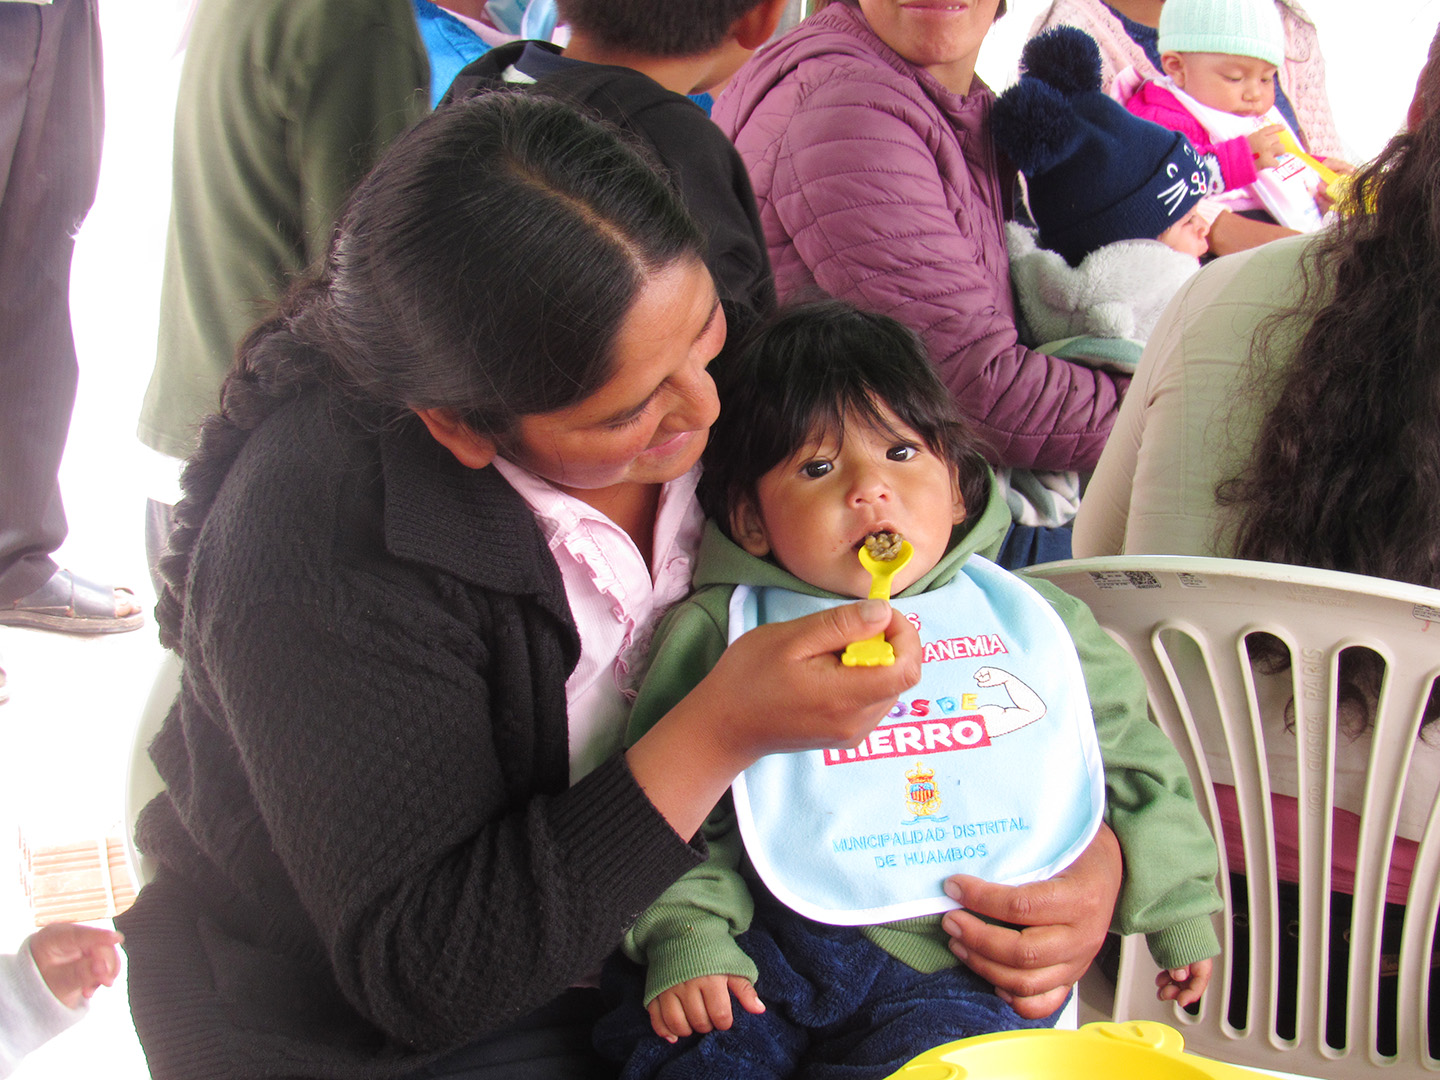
1115, 0, 1345, 232
993, 26, 1211, 360
990, 26, 1211, 531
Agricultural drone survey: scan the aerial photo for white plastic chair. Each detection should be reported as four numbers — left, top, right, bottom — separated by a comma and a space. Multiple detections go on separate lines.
122, 649, 181, 890
1019, 556, 1440, 1077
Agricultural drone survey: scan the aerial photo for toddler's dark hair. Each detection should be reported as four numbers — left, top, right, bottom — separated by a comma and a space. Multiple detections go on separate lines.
700, 299, 991, 538
556, 0, 767, 57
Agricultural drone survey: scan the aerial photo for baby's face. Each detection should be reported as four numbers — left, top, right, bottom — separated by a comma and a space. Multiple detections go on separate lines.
1163, 51, 1277, 117
1157, 207, 1211, 258
731, 406, 965, 598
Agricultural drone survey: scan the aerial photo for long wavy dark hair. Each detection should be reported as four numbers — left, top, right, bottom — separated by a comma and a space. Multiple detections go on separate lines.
155, 92, 704, 651
1217, 29, 1440, 729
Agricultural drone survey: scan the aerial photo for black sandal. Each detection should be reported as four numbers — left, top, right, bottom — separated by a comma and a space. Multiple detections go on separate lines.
0, 569, 144, 635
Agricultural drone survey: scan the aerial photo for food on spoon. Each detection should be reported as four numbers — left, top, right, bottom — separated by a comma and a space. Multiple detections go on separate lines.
863, 530, 905, 562
845, 531, 912, 667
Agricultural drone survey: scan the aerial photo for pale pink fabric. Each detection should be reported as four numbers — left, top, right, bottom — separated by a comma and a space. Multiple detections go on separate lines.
493, 460, 704, 783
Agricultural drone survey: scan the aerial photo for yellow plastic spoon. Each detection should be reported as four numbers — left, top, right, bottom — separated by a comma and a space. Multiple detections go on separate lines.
842, 536, 914, 668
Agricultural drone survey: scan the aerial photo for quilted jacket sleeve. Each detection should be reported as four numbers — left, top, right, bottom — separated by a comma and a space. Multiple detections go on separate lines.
764, 80, 1125, 473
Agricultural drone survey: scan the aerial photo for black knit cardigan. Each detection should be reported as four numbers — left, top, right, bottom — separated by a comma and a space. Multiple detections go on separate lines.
118, 391, 703, 1079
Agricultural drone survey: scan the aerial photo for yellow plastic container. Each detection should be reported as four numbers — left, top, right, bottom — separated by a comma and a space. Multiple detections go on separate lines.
886, 1020, 1270, 1079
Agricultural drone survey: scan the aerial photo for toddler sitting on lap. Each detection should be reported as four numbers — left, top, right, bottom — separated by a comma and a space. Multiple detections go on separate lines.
596, 299, 1223, 1080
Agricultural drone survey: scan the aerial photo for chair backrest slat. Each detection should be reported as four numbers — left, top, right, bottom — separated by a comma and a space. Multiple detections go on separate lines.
1020, 556, 1440, 1077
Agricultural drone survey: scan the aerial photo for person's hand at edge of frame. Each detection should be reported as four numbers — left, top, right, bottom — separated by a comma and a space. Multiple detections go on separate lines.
939, 822, 1122, 1019
29, 922, 125, 1010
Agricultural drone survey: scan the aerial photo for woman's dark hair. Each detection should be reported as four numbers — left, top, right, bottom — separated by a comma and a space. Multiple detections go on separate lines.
1217, 30, 1440, 729
699, 299, 990, 538
156, 92, 705, 649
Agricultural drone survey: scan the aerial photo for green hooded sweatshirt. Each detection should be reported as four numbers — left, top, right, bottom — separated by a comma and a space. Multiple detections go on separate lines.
623, 474, 1221, 1006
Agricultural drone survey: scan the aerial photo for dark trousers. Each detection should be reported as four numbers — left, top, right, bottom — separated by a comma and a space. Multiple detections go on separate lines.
399, 989, 619, 1080
596, 889, 1061, 1080
994, 523, 1074, 571
0, 0, 103, 602
1224, 872, 1436, 1058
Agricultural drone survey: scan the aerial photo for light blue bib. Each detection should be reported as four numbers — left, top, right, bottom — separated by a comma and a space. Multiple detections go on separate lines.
729, 556, 1104, 925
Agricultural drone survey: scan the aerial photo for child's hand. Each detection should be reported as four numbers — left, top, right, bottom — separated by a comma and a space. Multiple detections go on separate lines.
647, 975, 765, 1043
1154, 957, 1212, 1008
1315, 159, 1357, 214
28, 922, 124, 1009
1248, 125, 1286, 170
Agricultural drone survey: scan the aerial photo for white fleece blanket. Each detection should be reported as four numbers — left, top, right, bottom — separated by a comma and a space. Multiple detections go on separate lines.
1006, 222, 1201, 350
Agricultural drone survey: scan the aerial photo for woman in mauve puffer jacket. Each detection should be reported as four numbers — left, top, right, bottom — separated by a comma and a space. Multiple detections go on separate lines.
713, 0, 1125, 474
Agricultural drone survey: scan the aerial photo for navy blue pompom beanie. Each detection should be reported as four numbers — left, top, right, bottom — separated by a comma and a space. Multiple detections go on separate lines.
992, 26, 1209, 266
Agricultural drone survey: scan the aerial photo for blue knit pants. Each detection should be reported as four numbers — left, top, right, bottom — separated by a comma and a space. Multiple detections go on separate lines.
595, 892, 1062, 1080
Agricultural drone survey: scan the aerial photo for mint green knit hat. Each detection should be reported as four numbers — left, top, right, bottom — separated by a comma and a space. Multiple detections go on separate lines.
1157, 0, 1285, 68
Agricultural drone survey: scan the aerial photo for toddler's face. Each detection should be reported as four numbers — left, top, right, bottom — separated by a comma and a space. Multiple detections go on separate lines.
731, 404, 966, 598
1162, 51, 1277, 117
1157, 207, 1211, 258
